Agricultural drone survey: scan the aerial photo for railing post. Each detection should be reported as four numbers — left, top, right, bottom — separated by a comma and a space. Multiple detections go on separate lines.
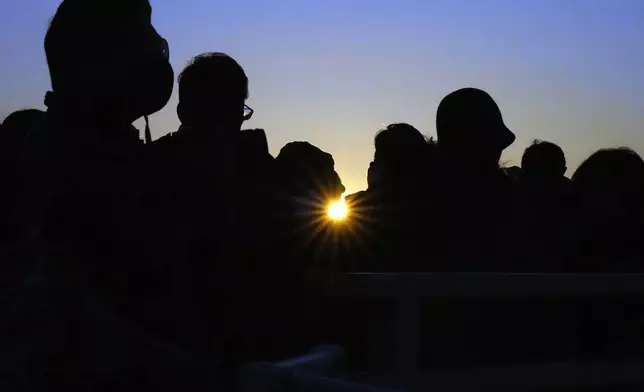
397, 297, 419, 388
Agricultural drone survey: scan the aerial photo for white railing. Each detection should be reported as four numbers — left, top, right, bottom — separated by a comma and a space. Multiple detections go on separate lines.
326, 273, 644, 390
331, 272, 644, 298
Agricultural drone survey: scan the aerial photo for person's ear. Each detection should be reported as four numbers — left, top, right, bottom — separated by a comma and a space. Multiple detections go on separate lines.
177, 101, 186, 124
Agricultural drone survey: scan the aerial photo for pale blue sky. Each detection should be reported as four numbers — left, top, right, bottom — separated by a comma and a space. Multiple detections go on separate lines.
2, 0, 644, 193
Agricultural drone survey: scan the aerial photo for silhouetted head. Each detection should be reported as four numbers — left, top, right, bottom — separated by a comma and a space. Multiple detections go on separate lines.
276, 141, 345, 201
177, 52, 249, 131
44, 0, 174, 124
572, 148, 644, 221
1, 109, 46, 157
374, 123, 427, 162
436, 88, 515, 169
370, 123, 429, 188
521, 140, 567, 178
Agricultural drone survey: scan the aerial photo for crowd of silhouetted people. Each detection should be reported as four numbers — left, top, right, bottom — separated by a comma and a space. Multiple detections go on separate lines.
2, 0, 644, 390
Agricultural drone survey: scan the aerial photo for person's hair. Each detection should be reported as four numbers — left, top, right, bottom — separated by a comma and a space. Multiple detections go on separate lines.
275, 141, 344, 197
2, 109, 45, 129
374, 123, 427, 162
572, 147, 644, 207
521, 139, 566, 177
178, 52, 248, 107
1, 109, 46, 153
276, 141, 334, 173
44, 0, 152, 92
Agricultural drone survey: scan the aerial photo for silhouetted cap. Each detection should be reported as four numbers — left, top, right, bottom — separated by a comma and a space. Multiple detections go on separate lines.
436, 88, 515, 149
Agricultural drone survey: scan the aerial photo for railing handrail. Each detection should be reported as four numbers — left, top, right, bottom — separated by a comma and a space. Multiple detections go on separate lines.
415, 360, 644, 390
331, 273, 644, 298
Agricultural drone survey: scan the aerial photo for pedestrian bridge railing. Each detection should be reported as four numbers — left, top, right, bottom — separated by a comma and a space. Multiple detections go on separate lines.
330, 272, 644, 299
325, 273, 644, 390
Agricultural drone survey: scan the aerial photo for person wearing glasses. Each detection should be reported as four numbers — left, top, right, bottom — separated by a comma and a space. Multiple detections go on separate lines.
141, 52, 254, 380
177, 52, 253, 130
146, 51, 252, 237
152, 52, 252, 178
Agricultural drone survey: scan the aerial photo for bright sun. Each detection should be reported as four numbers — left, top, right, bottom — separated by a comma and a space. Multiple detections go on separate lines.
327, 199, 349, 221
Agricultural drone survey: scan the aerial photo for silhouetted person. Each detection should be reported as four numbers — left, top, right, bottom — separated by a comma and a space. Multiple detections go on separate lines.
274, 141, 345, 248
570, 148, 644, 362
432, 87, 516, 270
148, 51, 250, 261
0, 2, 225, 391
0, 109, 46, 242
152, 52, 251, 179
146, 53, 250, 249
228, 141, 345, 365
37, 0, 173, 264
270, 141, 345, 283
150, 55, 266, 270
1, 109, 45, 160
521, 139, 566, 179
437, 88, 515, 172
142, 52, 258, 387
368, 123, 429, 189
514, 140, 572, 271
570, 147, 644, 271
277, 141, 344, 195
519, 139, 570, 206
422, 88, 554, 370
347, 123, 434, 271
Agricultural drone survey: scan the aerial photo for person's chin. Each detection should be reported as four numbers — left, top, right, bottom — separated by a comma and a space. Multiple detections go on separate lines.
143, 85, 174, 117
135, 62, 175, 117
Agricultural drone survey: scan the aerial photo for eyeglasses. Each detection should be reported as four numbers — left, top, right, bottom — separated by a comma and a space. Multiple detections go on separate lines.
243, 105, 254, 121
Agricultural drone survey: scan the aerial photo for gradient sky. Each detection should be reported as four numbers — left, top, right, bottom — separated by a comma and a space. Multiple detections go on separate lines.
2, 0, 644, 193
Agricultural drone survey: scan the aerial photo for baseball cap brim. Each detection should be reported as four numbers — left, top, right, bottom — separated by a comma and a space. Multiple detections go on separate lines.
498, 123, 516, 150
